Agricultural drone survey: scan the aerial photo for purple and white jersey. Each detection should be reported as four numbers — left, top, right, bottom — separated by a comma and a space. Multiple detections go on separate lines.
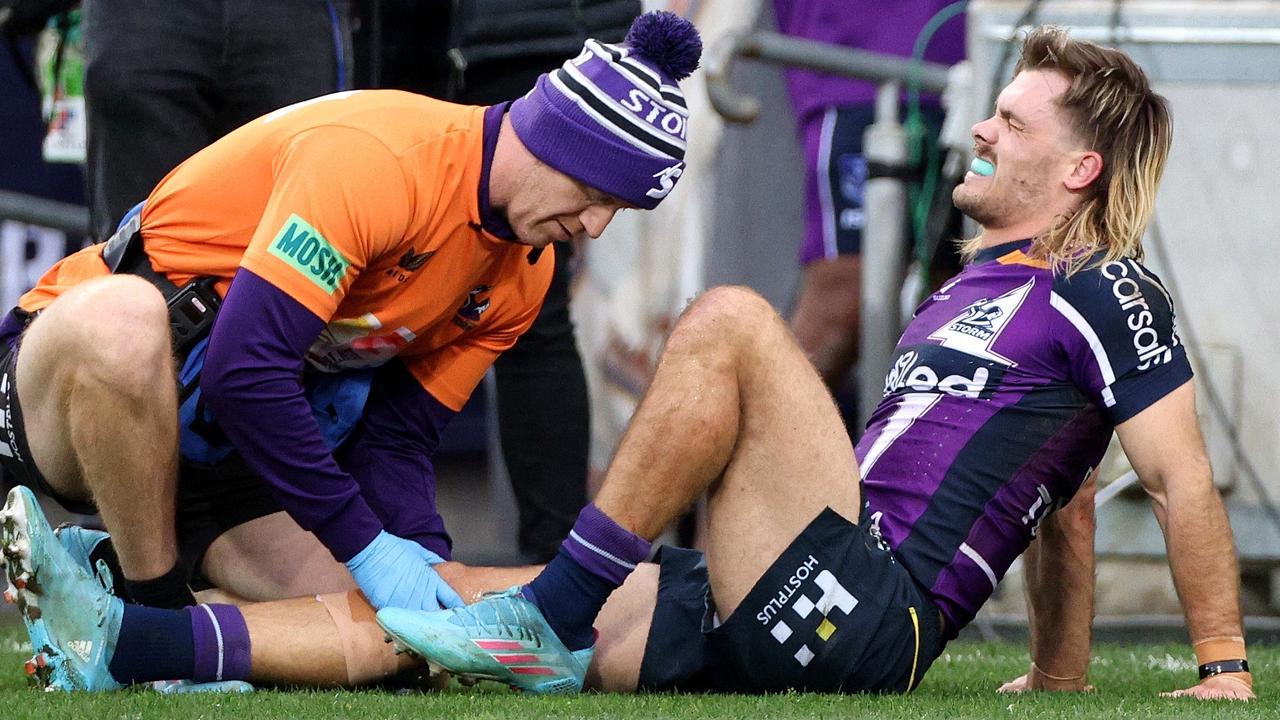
855, 240, 1192, 637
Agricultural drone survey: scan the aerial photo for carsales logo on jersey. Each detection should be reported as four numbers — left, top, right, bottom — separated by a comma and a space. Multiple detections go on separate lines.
1101, 261, 1174, 371
883, 350, 992, 399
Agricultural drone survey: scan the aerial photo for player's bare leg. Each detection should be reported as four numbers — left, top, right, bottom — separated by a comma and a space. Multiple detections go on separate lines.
243, 563, 544, 687
586, 563, 659, 691
14, 276, 186, 599
242, 561, 656, 688
594, 285, 860, 613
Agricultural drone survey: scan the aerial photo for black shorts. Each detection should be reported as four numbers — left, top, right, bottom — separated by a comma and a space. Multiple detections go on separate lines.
637, 507, 946, 694
0, 333, 281, 586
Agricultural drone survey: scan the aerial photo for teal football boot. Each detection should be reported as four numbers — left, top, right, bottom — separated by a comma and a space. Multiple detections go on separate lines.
47, 524, 256, 694
0, 486, 124, 692
54, 524, 116, 596
377, 587, 592, 694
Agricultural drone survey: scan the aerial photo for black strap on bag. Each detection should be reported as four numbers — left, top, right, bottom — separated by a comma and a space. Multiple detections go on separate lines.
101, 214, 222, 355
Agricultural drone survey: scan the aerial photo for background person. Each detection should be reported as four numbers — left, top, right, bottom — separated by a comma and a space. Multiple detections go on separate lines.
83, 0, 353, 243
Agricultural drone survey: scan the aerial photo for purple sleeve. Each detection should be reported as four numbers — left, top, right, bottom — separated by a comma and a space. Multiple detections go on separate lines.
335, 361, 457, 559
0, 308, 28, 350
200, 269, 382, 562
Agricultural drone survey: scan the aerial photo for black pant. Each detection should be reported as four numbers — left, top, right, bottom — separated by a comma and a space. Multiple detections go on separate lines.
83, 0, 351, 241
493, 244, 589, 561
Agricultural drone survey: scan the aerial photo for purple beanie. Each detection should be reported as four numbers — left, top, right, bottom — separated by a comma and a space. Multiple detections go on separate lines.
509, 11, 702, 210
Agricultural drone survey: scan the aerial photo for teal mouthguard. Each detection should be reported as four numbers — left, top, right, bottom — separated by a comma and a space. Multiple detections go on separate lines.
970, 157, 995, 176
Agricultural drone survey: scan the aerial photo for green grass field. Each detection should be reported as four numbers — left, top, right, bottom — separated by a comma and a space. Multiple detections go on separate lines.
0, 624, 1271, 719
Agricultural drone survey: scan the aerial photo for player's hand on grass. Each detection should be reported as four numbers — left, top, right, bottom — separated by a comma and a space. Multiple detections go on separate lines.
996, 673, 1034, 693
345, 530, 466, 611
1161, 672, 1254, 701
998, 664, 1093, 693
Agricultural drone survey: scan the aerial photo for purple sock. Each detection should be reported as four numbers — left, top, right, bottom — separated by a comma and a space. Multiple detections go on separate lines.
108, 604, 194, 684
188, 604, 252, 683
523, 504, 650, 650
106, 602, 250, 684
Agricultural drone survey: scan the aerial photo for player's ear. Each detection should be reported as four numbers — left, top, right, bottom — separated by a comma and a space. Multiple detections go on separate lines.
1064, 150, 1103, 192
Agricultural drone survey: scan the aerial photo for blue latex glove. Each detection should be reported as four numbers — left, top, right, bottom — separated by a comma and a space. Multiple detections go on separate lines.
345, 531, 465, 611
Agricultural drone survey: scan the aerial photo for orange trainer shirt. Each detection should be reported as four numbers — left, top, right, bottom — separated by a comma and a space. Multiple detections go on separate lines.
19, 90, 553, 411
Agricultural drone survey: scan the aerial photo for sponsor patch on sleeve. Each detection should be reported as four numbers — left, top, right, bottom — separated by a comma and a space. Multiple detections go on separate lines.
267, 214, 351, 294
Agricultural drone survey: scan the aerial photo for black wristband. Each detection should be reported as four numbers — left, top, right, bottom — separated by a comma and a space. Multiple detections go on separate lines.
1198, 659, 1250, 679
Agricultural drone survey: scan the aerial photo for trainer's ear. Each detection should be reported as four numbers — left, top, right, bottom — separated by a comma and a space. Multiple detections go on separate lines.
1065, 150, 1103, 192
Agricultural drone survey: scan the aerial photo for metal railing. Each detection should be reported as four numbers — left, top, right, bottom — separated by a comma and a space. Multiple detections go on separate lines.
705, 30, 951, 123
0, 190, 90, 236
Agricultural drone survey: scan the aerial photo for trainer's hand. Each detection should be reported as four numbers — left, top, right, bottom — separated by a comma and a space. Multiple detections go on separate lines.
998, 666, 1093, 693
345, 531, 465, 612
1161, 673, 1254, 701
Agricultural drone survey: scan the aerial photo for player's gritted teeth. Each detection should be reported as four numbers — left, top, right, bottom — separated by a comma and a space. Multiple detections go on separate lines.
556, 220, 573, 242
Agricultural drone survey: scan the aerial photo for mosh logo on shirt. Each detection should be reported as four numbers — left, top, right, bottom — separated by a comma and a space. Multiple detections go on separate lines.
268, 214, 350, 294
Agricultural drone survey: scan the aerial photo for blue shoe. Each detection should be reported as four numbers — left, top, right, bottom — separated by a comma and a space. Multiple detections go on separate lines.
49, 524, 251, 695
0, 487, 124, 692
150, 679, 255, 694
376, 587, 592, 694
54, 525, 115, 596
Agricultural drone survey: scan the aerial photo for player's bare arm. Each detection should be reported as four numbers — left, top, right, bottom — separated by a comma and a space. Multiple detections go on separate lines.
999, 471, 1097, 693
1116, 381, 1253, 701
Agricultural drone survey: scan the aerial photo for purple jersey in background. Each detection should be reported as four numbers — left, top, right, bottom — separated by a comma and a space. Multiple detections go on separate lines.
855, 241, 1193, 638
772, 0, 967, 127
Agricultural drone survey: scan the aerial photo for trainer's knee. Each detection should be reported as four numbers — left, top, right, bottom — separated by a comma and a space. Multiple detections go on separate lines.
47, 276, 171, 394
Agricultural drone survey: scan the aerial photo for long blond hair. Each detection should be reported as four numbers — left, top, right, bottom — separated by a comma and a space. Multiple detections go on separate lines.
966, 26, 1172, 275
